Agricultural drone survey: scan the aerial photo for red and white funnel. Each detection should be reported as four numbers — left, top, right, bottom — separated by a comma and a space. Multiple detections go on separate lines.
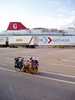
7, 22, 29, 30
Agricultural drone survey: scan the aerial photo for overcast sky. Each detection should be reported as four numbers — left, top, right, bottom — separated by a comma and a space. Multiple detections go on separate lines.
0, 0, 75, 30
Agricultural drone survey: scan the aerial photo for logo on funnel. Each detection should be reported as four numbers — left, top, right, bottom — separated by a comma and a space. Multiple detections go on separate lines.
13, 23, 17, 29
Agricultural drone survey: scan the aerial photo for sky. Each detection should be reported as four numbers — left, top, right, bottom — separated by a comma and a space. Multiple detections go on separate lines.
0, 0, 75, 30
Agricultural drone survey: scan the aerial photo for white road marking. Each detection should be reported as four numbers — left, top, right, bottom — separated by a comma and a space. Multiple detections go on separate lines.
40, 71, 75, 78
0, 67, 75, 84
0, 67, 16, 72
34, 74, 75, 85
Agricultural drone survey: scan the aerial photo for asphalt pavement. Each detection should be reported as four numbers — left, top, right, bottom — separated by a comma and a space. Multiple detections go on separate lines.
0, 69, 75, 100
0, 48, 75, 100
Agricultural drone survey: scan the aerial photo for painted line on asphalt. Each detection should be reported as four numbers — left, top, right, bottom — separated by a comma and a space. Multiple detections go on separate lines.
34, 74, 75, 85
0, 67, 16, 73
40, 71, 75, 78
0, 67, 75, 84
